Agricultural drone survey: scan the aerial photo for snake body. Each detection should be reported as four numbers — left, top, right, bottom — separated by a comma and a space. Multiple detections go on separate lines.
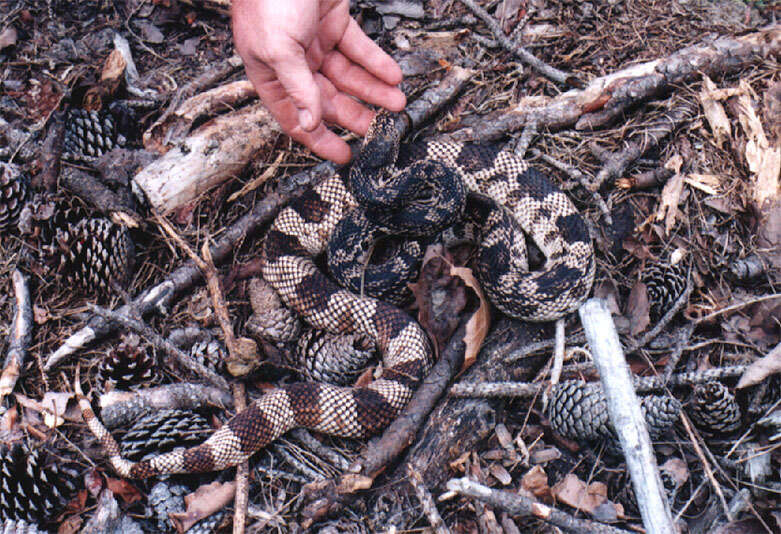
77, 112, 594, 478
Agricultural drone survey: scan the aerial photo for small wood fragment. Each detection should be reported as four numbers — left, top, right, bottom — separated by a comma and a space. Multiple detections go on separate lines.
0, 270, 32, 402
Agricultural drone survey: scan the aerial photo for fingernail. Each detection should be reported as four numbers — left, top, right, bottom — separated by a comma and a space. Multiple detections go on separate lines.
298, 109, 313, 130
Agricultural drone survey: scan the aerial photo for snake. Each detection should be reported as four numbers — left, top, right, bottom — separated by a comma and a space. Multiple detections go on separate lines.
76, 111, 595, 478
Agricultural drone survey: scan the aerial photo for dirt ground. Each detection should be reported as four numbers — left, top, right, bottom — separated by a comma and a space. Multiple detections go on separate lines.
0, 1, 779, 533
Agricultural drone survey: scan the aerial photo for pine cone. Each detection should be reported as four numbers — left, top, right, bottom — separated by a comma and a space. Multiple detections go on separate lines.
57, 217, 134, 293
147, 481, 188, 533
688, 382, 742, 435
246, 278, 301, 343
63, 108, 119, 159
189, 339, 226, 374
296, 330, 375, 385
641, 395, 681, 439
119, 410, 212, 461
641, 262, 687, 319
97, 337, 157, 391
548, 381, 680, 443
0, 162, 27, 232
0, 442, 77, 524
186, 510, 227, 534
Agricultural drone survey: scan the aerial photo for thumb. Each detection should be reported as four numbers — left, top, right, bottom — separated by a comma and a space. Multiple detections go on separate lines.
270, 40, 321, 131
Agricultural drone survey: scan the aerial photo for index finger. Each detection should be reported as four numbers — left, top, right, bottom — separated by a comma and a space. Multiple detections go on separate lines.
337, 17, 403, 87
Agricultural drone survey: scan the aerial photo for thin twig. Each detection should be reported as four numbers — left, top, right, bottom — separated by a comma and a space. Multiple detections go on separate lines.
408, 465, 451, 534
233, 382, 249, 534
679, 413, 731, 521
0, 270, 33, 402
446, 478, 630, 534
457, 0, 577, 86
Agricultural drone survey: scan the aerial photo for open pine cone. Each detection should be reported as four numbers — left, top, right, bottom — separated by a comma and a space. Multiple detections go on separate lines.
0, 162, 28, 232
641, 261, 687, 319
56, 216, 134, 294
0, 442, 78, 524
97, 336, 157, 391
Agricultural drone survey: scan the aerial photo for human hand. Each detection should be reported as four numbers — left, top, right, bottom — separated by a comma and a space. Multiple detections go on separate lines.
232, 0, 406, 164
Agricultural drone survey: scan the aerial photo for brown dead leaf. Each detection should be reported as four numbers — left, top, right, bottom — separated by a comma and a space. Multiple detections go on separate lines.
736, 342, 781, 389
521, 465, 552, 501
700, 76, 732, 149
736, 88, 781, 210
656, 171, 684, 235
626, 281, 650, 335
0, 404, 18, 431
170, 480, 235, 533
593, 280, 621, 315
14, 391, 78, 428
622, 236, 656, 261
408, 245, 467, 355
58, 513, 83, 534
552, 474, 618, 516
660, 458, 689, 488
685, 173, 723, 196
105, 477, 142, 505
488, 463, 513, 486
33, 303, 51, 324
763, 81, 781, 143
101, 48, 127, 86
450, 265, 490, 371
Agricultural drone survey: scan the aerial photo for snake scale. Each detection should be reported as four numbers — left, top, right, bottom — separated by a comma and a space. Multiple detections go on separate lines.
77, 111, 595, 478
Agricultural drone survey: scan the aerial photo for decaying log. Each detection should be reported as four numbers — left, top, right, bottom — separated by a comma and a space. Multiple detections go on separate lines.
133, 101, 281, 213
144, 79, 256, 153
99, 383, 234, 429
578, 299, 675, 534
0, 270, 33, 403
450, 26, 780, 142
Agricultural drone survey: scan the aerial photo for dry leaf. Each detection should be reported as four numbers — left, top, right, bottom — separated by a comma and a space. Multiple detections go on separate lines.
14, 391, 77, 428
656, 171, 684, 235
660, 458, 689, 487
699, 76, 732, 149
450, 265, 490, 371
736, 342, 781, 389
58, 513, 83, 534
101, 48, 127, 85
736, 89, 781, 210
521, 465, 552, 501
551, 474, 617, 515
626, 281, 650, 335
685, 173, 723, 195
170, 480, 235, 533
105, 477, 142, 505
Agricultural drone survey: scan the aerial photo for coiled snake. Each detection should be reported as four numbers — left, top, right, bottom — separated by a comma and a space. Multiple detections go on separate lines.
77, 111, 595, 478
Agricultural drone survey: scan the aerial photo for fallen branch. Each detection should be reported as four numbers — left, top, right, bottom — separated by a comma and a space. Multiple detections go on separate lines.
457, 0, 577, 87
98, 383, 233, 429
450, 26, 780, 142
60, 166, 143, 228
0, 270, 33, 402
446, 478, 630, 534
233, 383, 249, 534
591, 100, 697, 190
449, 364, 747, 398
578, 298, 674, 534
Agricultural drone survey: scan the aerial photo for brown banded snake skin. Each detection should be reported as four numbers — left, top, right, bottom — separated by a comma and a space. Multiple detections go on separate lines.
76, 111, 595, 478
